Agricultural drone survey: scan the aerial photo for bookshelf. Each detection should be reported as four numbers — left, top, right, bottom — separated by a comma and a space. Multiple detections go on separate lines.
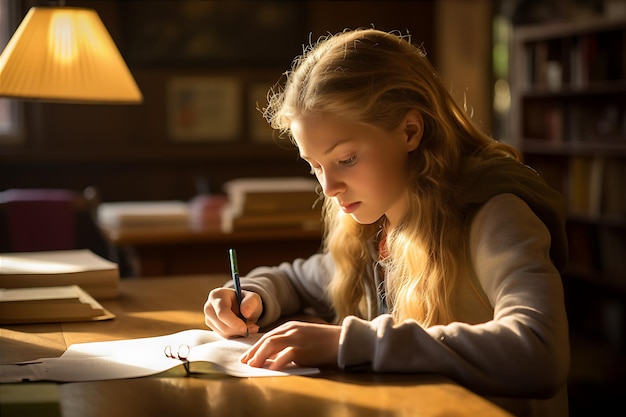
509, 17, 626, 351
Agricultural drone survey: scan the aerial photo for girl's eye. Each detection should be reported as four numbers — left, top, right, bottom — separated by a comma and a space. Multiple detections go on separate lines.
340, 155, 357, 167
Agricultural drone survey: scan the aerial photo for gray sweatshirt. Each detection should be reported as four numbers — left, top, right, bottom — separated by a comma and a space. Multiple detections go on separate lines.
232, 158, 570, 417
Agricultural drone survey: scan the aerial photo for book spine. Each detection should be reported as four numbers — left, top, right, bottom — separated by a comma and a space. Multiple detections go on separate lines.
222, 211, 322, 232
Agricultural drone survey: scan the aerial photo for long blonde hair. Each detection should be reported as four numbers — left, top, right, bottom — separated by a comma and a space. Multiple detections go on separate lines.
263, 29, 521, 326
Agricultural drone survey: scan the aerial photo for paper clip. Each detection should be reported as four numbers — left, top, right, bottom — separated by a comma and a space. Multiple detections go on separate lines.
164, 344, 191, 375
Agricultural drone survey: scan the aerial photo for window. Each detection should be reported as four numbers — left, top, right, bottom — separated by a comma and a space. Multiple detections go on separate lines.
0, 0, 23, 145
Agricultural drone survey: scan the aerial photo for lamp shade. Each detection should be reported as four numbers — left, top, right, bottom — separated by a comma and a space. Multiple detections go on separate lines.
0, 7, 142, 104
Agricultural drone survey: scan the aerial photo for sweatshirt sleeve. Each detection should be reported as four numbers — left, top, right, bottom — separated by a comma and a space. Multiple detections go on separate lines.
337, 194, 570, 398
225, 253, 336, 327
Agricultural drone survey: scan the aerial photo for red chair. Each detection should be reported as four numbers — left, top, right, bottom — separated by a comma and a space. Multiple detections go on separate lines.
0, 188, 103, 253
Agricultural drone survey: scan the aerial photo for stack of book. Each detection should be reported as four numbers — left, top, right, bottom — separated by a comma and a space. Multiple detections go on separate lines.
0, 249, 120, 300
0, 285, 114, 324
97, 201, 190, 228
221, 177, 322, 232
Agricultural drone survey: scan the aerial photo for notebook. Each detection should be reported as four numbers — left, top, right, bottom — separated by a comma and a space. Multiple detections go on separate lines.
0, 329, 319, 382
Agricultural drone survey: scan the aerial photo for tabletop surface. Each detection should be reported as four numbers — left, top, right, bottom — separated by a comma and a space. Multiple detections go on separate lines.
0, 275, 512, 417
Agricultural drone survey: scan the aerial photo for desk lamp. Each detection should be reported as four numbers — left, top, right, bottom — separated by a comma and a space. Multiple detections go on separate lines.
0, 4, 142, 104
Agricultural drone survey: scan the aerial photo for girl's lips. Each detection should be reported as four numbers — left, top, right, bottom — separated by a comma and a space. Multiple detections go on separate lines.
341, 202, 360, 214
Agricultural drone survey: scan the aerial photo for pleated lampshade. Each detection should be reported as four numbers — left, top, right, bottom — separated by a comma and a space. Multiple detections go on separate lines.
0, 7, 142, 104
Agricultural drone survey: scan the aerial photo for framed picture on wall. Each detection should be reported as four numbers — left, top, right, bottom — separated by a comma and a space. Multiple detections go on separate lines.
167, 77, 242, 142
121, 1, 303, 67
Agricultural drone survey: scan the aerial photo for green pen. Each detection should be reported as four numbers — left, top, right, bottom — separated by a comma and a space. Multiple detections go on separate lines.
228, 248, 248, 337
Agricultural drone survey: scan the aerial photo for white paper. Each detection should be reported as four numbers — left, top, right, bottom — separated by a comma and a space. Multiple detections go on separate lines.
0, 329, 319, 383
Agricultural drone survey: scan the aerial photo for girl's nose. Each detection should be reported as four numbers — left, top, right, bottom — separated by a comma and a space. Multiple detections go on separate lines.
320, 171, 344, 197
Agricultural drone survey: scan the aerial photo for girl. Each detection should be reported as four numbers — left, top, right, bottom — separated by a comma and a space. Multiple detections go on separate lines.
204, 29, 569, 417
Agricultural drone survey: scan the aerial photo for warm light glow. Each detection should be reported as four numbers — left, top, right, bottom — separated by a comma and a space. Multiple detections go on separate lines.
493, 78, 511, 114
1, 257, 87, 274
126, 311, 205, 327
49, 12, 78, 64
0, 7, 142, 104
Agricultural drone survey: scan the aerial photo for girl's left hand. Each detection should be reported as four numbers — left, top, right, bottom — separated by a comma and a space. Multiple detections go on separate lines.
241, 321, 341, 370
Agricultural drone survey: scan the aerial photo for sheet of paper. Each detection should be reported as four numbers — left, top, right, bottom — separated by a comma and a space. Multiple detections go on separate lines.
0, 329, 319, 383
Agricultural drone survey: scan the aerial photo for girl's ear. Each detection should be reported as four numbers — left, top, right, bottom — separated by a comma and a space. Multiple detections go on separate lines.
403, 110, 423, 152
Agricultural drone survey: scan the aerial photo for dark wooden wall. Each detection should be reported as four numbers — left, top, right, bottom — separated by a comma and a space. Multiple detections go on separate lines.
0, 1, 435, 202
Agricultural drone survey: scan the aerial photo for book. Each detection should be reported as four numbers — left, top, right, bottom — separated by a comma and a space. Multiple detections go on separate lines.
221, 177, 322, 232
602, 158, 626, 217
0, 249, 119, 300
221, 209, 322, 232
567, 156, 604, 217
224, 177, 319, 215
236, 190, 319, 214
0, 285, 115, 324
0, 329, 319, 383
567, 156, 593, 216
97, 201, 190, 228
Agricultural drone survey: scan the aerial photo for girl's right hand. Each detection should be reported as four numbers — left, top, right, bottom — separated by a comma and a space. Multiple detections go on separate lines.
203, 287, 262, 338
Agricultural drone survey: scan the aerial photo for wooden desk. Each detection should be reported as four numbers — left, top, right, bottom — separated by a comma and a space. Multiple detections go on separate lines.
100, 225, 323, 277
0, 275, 512, 417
